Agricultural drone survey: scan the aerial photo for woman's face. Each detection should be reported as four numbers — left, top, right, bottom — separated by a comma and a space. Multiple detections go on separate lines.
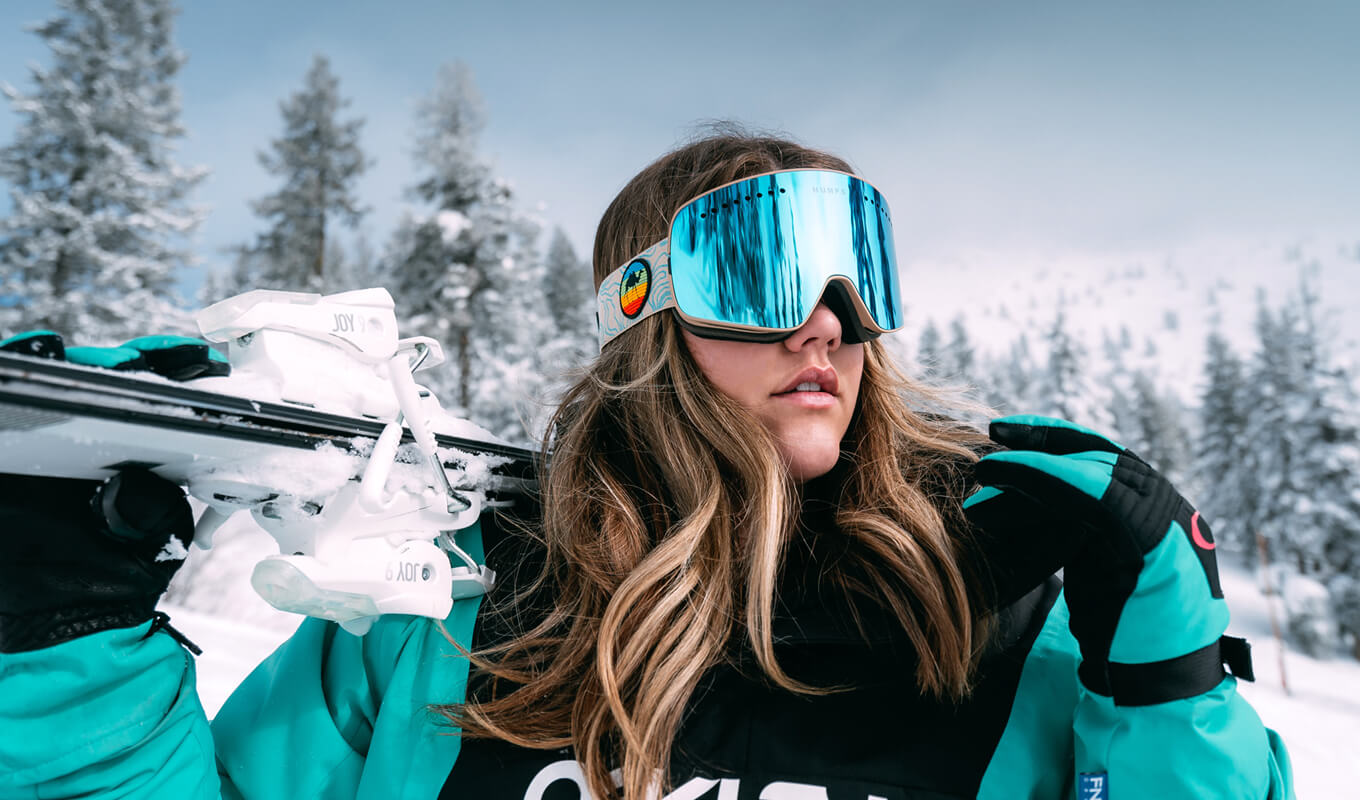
682, 303, 864, 482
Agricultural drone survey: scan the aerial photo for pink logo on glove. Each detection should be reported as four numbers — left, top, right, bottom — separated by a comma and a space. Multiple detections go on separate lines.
1190, 511, 1215, 551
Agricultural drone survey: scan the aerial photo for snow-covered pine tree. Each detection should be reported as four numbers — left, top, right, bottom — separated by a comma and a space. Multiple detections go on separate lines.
234, 54, 369, 292
1244, 292, 1303, 573
1330, 575, 1360, 660
327, 232, 380, 293
408, 62, 489, 213
541, 226, 596, 371
1245, 279, 1360, 655
382, 215, 448, 325
1102, 328, 1139, 452
1096, 327, 1188, 483
943, 314, 976, 384
1197, 329, 1258, 557
385, 62, 546, 443
384, 61, 487, 356
196, 263, 229, 308
0, 0, 206, 341
1032, 303, 1111, 430
979, 332, 1038, 415
1126, 369, 1191, 486
915, 319, 943, 380
1285, 279, 1360, 644
543, 228, 593, 342
445, 179, 544, 441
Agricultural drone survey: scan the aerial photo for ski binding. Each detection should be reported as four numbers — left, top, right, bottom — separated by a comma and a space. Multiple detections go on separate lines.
186, 288, 497, 635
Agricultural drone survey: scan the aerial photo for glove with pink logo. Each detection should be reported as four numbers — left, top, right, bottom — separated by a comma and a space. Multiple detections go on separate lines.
963, 415, 1252, 705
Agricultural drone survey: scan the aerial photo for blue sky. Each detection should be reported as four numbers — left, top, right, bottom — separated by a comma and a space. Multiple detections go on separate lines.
1, 0, 1357, 289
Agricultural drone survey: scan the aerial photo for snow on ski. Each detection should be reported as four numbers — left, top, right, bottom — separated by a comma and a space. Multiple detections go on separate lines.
0, 349, 535, 494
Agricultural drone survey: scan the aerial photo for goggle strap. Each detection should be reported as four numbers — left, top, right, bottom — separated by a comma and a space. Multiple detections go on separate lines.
596, 239, 675, 349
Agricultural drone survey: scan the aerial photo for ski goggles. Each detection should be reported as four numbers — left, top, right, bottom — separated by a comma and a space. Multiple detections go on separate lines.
596, 169, 903, 350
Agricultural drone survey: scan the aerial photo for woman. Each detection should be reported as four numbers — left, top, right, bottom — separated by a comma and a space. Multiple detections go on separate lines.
0, 132, 1292, 799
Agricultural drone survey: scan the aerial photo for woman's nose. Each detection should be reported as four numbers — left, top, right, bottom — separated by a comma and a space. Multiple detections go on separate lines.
784, 302, 842, 352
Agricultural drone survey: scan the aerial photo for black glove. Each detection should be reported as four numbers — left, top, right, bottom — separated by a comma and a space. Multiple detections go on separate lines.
0, 468, 198, 654
964, 415, 1250, 705
0, 330, 229, 379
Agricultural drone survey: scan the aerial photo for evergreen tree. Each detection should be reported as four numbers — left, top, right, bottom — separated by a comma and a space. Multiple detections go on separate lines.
444, 178, 545, 441
385, 63, 546, 443
543, 228, 593, 339
328, 232, 380, 293
1245, 277, 1360, 590
1244, 293, 1303, 572
0, 0, 206, 340
1126, 369, 1191, 485
943, 315, 976, 383
1101, 329, 1139, 453
1196, 329, 1257, 556
409, 61, 488, 212
1097, 326, 1190, 487
1033, 304, 1111, 429
1245, 279, 1360, 658
383, 215, 448, 318
541, 226, 595, 368
916, 319, 943, 380
980, 332, 1038, 414
235, 54, 369, 291
1330, 575, 1360, 660
1284, 280, 1360, 579
197, 265, 229, 307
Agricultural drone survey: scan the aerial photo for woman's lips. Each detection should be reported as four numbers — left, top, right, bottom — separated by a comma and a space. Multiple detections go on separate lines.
775, 366, 839, 396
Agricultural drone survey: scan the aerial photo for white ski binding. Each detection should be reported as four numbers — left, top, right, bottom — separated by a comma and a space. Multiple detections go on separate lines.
186, 288, 496, 635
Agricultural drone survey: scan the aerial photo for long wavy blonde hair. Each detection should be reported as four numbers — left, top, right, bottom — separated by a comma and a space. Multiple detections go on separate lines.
439, 131, 994, 799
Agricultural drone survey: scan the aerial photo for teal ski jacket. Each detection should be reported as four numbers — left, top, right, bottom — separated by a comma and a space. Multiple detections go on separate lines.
0, 519, 1295, 799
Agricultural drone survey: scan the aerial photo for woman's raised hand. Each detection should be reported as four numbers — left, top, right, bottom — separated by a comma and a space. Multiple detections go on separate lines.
964, 415, 1246, 706
0, 331, 206, 654
0, 469, 197, 654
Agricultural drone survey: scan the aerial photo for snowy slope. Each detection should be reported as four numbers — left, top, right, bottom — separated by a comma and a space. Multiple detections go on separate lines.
893, 235, 1360, 397
167, 554, 1357, 796
1221, 560, 1360, 799
159, 601, 298, 718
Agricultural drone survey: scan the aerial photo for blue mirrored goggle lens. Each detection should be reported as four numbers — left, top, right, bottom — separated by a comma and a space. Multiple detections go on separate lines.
668, 170, 901, 334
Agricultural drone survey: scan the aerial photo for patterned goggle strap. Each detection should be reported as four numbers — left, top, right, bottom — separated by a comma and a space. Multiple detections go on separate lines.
596, 239, 674, 349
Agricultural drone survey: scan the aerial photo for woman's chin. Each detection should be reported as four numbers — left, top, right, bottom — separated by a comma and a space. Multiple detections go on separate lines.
781, 445, 842, 484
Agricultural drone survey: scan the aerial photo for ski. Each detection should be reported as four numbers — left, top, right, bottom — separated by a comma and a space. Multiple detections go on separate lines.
0, 348, 536, 498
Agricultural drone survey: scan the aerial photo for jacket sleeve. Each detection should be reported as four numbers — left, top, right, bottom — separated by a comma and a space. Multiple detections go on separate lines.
211, 597, 480, 800
1072, 652, 1296, 798
976, 591, 1295, 800
0, 526, 485, 800
0, 620, 220, 799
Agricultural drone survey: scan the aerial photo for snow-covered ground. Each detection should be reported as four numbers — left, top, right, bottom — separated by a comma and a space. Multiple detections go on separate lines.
160, 601, 298, 718
164, 552, 1358, 796
1221, 561, 1360, 798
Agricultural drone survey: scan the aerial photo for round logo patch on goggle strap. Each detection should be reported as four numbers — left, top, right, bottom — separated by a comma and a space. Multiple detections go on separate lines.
597, 240, 675, 346
619, 259, 651, 318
